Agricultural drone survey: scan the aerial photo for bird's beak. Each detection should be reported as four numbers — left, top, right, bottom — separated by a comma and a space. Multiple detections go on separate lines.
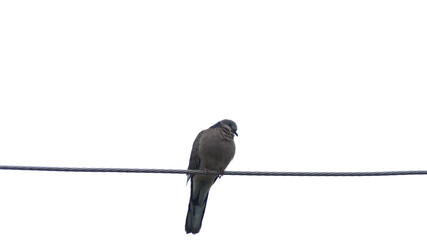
233, 131, 238, 137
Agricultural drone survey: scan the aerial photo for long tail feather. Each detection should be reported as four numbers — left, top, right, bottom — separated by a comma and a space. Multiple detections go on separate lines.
185, 178, 212, 234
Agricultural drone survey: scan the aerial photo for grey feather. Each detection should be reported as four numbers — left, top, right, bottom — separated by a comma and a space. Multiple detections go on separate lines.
185, 119, 238, 234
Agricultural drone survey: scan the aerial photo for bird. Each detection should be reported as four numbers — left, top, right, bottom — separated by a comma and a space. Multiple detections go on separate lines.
185, 119, 238, 234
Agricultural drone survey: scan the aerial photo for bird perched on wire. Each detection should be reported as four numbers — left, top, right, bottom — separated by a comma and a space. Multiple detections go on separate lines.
185, 119, 238, 234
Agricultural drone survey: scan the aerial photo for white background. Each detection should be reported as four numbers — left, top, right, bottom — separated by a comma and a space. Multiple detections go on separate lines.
1, 0, 426, 239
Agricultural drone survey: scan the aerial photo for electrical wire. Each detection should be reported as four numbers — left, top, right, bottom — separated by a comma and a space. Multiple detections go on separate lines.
1, 165, 426, 177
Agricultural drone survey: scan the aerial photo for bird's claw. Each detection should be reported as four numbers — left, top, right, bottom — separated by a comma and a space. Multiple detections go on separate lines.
218, 168, 225, 178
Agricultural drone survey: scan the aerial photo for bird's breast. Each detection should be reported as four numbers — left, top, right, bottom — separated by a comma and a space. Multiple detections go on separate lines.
198, 133, 235, 170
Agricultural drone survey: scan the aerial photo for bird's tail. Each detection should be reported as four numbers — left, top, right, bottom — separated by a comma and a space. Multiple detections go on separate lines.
185, 179, 211, 234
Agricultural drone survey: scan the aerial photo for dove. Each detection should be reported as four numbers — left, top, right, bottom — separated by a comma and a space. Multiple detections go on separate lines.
185, 119, 238, 234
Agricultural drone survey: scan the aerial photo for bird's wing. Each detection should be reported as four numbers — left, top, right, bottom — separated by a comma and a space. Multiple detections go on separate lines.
187, 130, 205, 181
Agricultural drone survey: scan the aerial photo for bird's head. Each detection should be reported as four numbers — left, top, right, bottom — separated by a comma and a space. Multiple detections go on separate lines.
219, 119, 238, 136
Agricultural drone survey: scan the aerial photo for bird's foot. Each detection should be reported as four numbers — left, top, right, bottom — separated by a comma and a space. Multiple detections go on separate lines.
218, 168, 225, 178
203, 168, 208, 174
